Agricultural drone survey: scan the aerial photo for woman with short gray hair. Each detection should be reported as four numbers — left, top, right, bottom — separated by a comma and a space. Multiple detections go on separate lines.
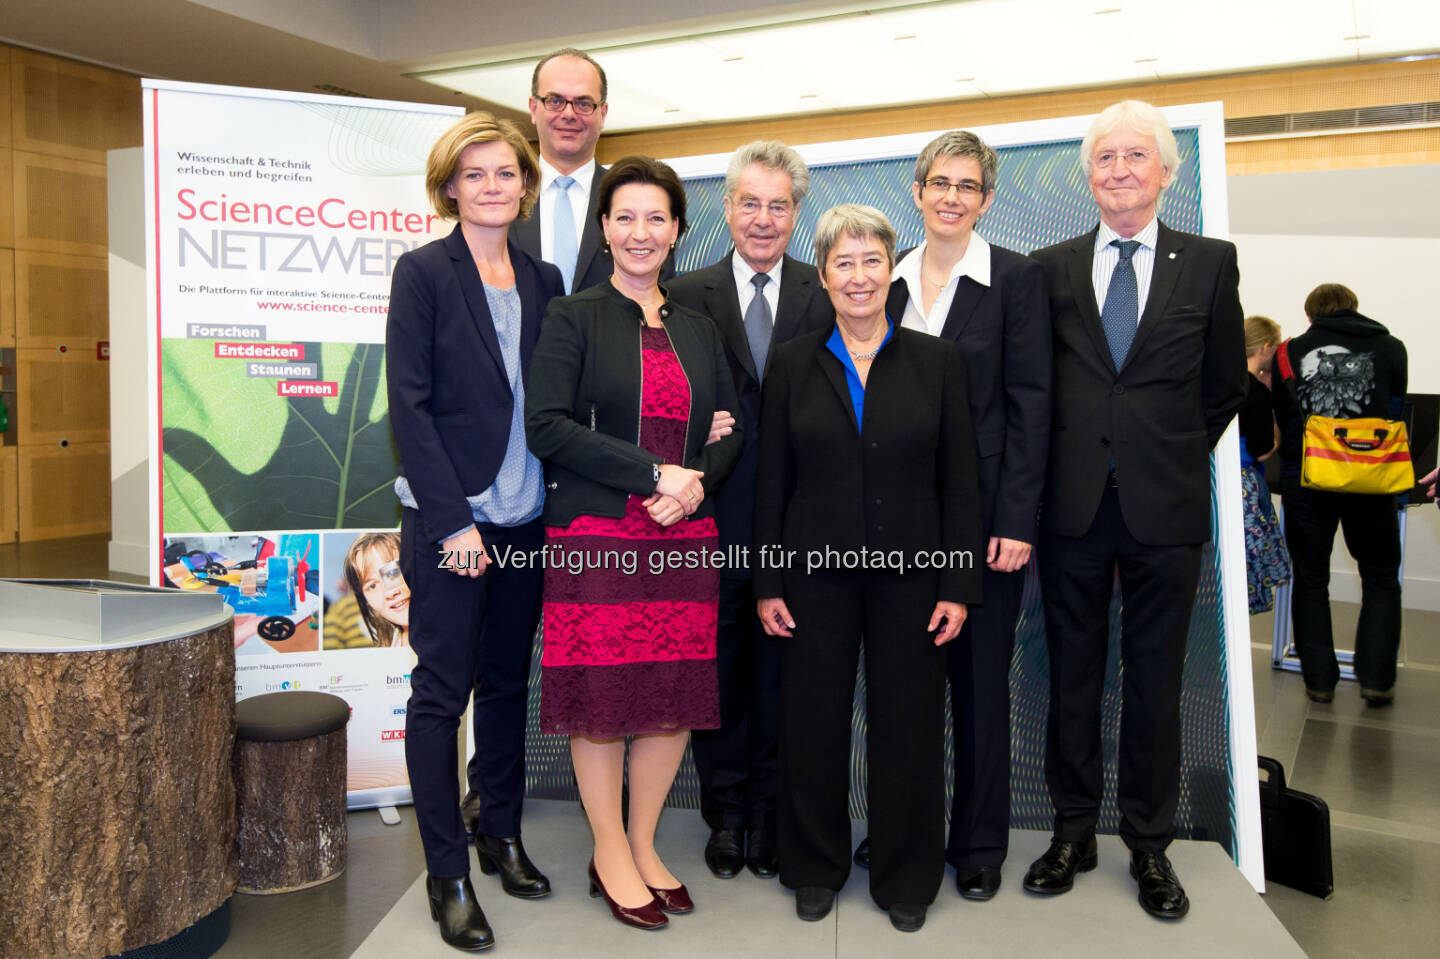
753, 203, 982, 933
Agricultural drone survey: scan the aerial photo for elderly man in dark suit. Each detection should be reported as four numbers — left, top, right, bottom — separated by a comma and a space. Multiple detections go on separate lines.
510, 48, 613, 295
1024, 100, 1246, 920
668, 141, 833, 880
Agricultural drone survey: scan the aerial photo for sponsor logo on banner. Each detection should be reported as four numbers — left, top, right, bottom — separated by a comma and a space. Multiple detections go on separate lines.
391, 706, 407, 716
265, 680, 301, 691
386, 673, 412, 687
381, 729, 406, 742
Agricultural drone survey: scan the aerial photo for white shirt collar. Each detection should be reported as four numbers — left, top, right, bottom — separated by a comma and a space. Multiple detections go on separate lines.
1095, 216, 1158, 253
539, 156, 596, 193
732, 252, 784, 292
893, 233, 992, 296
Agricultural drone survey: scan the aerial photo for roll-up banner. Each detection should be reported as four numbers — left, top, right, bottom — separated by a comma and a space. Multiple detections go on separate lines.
142, 79, 463, 808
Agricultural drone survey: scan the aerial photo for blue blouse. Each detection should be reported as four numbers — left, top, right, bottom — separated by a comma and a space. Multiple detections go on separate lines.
824, 319, 895, 433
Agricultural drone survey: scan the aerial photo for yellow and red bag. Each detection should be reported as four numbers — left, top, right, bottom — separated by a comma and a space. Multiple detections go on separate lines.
1300, 415, 1413, 494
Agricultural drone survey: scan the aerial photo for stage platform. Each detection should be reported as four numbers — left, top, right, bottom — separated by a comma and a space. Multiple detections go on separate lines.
351, 798, 1303, 959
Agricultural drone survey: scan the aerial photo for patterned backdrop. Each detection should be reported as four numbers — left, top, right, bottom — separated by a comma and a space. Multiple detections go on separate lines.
517, 128, 1239, 857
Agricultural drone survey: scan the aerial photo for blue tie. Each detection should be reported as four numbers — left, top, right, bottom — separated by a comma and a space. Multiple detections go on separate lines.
552, 175, 577, 294
1101, 239, 1140, 371
744, 273, 772, 380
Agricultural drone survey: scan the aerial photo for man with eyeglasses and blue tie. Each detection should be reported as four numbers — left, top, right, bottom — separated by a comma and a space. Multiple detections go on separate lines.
1024, 100, 1246, 920
511, 48, 617, 295
668, 141, 833, 882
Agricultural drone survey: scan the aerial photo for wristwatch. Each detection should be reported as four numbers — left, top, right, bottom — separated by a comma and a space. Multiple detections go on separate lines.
652, 463, 661, 486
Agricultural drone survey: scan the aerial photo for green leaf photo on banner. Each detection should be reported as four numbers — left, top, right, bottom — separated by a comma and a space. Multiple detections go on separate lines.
162, 339, 401, 532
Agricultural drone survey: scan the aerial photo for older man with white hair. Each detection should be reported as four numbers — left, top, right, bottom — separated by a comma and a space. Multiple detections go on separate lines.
668, 140, 833, 881
1023, 100, 1246, 919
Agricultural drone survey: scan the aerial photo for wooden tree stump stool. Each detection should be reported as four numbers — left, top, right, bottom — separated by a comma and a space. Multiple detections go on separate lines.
233, 691, 351, 894
0, 582, 235, 959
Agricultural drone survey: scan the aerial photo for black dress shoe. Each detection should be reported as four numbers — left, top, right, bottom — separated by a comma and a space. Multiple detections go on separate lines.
795, 886, 835, 921
460, 790, 481, 841
852, 837, 871, 869
704, 828, 744, 879
1022, 836, 1098, 895
956, 864, 1001, 901
1130, 850, 1189, 920
888, 902, 927, 932
745, 828, 778, 878
475, 834, 551, 899
426, 875, 495, 951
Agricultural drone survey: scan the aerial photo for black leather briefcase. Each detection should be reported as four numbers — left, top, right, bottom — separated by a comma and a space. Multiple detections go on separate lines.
1258, 755, 1334, 899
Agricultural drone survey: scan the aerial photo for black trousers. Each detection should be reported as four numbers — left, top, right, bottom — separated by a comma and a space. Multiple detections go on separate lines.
777, 568, 946, 908
946, 563, 1024, 870
1038, 485, 1200, 853
401, 509, 543, 878
1281, 483, 1402, 692
691, 575, 781, 833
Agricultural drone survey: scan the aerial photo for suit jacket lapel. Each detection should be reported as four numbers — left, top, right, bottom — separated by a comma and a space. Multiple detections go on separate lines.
1066, 227, 1113, 371
512, 240, 542, 388
1122, 222, 1183, 371
813, 334, 859, 432
571, 164, 606, 290
885, 281, 908, 325
512, 207, 541, 260
770, 254, 817, 372
706, 252, 756, 383
938, 276, 987, 342
444, 226, 508, 386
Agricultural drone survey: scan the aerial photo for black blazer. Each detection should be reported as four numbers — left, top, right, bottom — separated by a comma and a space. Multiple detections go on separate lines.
512, 164, 611, 294
386, 225, 565, 544
1031, 221, 1247, 546
885, 243, 1051, 544
525, 281, 743, 527
668, 252, 833, 571
752, 325, 984, 604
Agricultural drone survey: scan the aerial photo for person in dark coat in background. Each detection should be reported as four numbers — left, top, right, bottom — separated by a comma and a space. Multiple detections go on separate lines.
1271, 283, 1408, 705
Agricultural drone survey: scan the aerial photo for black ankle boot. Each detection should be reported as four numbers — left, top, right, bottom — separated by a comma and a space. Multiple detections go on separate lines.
475, 834, 552, 899
426, 875, 495, 951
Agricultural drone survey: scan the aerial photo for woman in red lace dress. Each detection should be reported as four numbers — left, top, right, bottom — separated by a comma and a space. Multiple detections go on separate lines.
526, 156, 742, 929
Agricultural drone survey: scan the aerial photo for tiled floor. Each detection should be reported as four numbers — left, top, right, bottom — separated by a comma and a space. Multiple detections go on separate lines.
4, 535, 1438, 957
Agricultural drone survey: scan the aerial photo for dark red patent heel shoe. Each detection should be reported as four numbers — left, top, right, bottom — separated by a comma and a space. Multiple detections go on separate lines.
645, 882, 694, 914
587, 859, 668, 929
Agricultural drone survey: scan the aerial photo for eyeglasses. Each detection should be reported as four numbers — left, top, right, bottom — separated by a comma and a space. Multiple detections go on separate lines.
734, 197, 794, 219
1092, 149, 1157, 169
922, 178, 984, 196
534, 93, 603, 116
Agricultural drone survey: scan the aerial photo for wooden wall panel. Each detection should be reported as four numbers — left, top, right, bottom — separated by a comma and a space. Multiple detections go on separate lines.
0, 47, 11, 150
17, 442, 110, 540
598, 58, 1440, 170
0, 448, 16, 543
10, 49, 142, 163
0, 249, 13, 347
14, 252, 107, 348
1227, 128, 1440, 176
13, 347, 109, 446
12, 151, 107, 257
0, 148, 12, 248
